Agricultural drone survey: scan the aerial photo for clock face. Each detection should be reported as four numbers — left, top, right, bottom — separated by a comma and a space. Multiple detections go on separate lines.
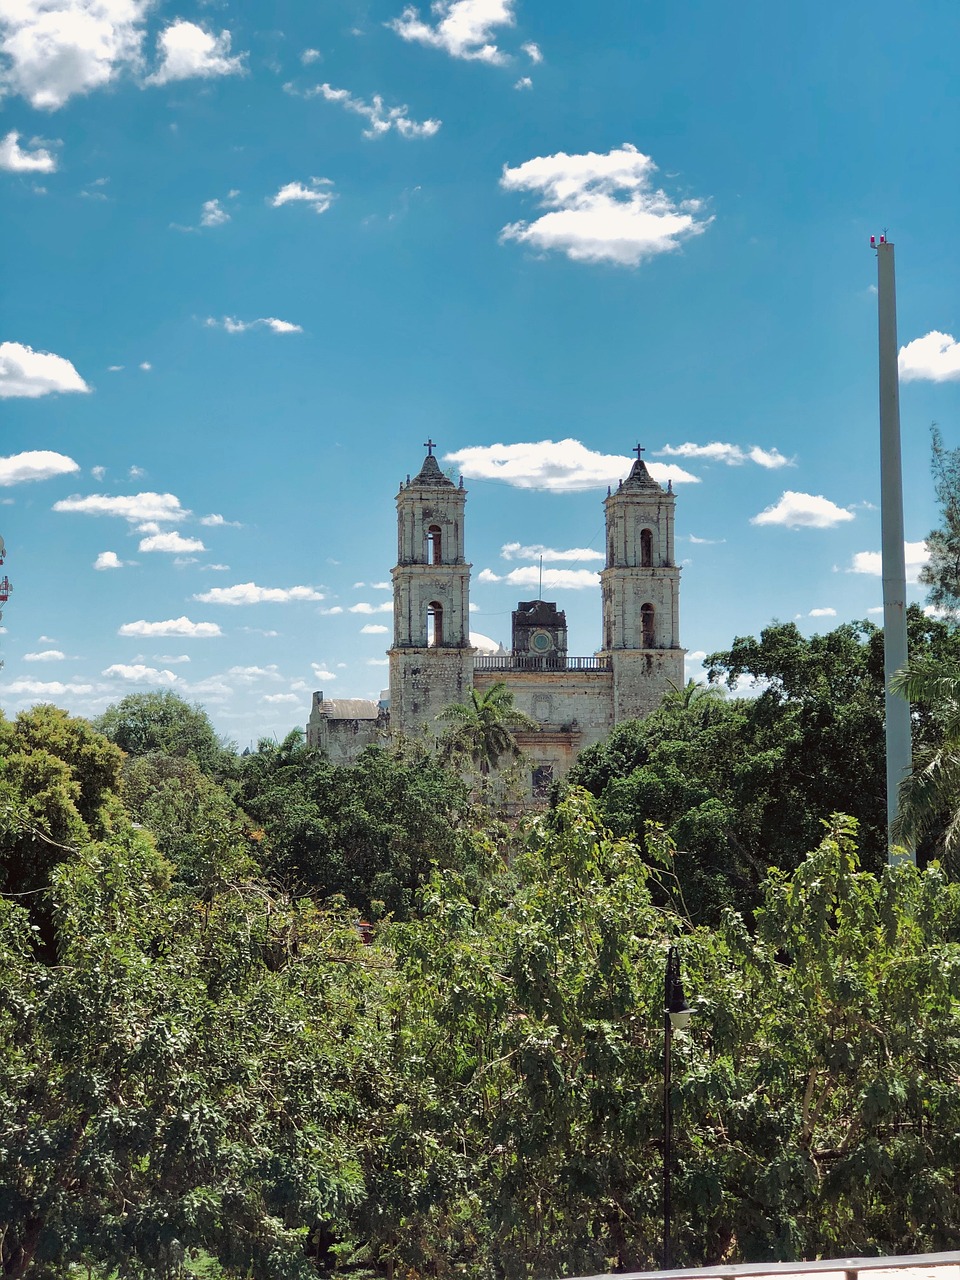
530, 629, 553, 653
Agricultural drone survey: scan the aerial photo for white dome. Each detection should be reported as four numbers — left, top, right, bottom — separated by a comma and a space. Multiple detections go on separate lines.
470, 631, 502, 655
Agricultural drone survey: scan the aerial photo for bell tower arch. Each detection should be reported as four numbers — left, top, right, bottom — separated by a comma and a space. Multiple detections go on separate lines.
389, 441, 473, 735
599, 445, 684, 720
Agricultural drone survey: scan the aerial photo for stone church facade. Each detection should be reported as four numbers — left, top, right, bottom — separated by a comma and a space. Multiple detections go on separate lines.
307, 445, 684, 791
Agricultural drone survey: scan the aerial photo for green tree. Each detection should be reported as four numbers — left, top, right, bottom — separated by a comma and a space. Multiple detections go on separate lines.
94, 691, 234, 778
891, 659, 960, 862
919, 423, 960, 619
437, 682, 538, 776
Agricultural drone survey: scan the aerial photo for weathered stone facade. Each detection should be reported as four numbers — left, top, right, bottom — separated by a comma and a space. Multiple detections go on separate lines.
309, 446, 685, 786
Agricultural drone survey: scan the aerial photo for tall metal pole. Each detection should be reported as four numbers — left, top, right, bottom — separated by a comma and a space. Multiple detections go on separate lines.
662, 960, 673, 1271
875, 238, 913, 863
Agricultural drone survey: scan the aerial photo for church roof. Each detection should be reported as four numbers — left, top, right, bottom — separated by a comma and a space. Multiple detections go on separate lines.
411, 452, 455, 487
316, 698, 381, 720
620, 456, 664, 493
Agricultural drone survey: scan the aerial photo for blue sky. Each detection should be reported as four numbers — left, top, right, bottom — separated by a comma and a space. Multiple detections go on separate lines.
2, 0, 959, 746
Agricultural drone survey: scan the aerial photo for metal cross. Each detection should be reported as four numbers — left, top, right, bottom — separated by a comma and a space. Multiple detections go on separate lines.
633, 444, 645, 459
423, 438, 436, 456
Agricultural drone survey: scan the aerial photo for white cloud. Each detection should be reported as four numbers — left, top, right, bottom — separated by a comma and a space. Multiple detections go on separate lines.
91, 464, 107, 478
849, 540, 929, 584
444, 439, 698, 492
2, 678, 97, 696
118, 617, 221, 637
199, 198, 229, 227
228, 664, 282, 681
102, 662, 179, 684
479, 566, 600, 590
898, 331, 960, 383
139, 532, 206, 553
0, 0, 149, 111
499, 144, 710, 267
203, 563, 229, 572
751, 491, 855, 530
348, 601, 393, 614
388, 0, 515, 63
270, 178, 335, 214
301, 47, 321, 64
521, 40, 541, 62
0, 342, 89, 398
193, 582, 325, 605
372, 581, 391, 590
311, 82, 440, 138
93, 550, 127, 569
657, 441, 793, 469
24, 648, 65, 661
261, 692, 300, 704
139, 361, 151, 371
809, 607, 837, 618
155, 653, 190, 664
146, 20, 245, 86
367, 658, 389, 666
53, 491, 188, 521
360, 623, 389, 634
200, 513, 241, 526
128, 464, 145, 478
501, 541, 603, 563
312, 663, 336, 680
0, 450, 78, 485
319, 606, 343, 615
688, 534, 725, 545
513, 75, 531, 90
0, 130, 57, 171
206, 315, 302, 334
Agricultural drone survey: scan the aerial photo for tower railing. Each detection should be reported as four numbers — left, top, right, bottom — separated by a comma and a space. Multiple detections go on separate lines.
474, 655, 611, 673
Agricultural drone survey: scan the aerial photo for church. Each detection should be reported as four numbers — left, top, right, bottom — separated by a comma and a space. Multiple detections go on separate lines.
307, 443, 685, 793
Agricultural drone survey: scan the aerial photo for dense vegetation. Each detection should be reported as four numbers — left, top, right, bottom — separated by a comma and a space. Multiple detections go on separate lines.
4, 599, 960, 1278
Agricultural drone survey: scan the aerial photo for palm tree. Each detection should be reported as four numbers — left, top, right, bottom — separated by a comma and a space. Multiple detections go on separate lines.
437, 682, 538, 776
891, 661, 960, 857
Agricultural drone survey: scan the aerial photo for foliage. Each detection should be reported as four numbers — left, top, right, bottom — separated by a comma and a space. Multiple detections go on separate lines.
94, 692, 234, 778
891, 660, 960, 863
237, 733, 470, 920
437, 682, 538, 777
919, 423, 960, 619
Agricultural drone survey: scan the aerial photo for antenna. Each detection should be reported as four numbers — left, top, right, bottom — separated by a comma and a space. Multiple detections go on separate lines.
538, 554, 543, 600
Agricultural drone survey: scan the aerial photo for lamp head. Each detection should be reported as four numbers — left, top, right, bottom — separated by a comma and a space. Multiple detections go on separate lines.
665, 945, 693, 1029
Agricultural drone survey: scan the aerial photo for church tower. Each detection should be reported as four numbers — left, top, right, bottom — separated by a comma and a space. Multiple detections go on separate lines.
599, 447, 684, 720
389, 442, 473, 737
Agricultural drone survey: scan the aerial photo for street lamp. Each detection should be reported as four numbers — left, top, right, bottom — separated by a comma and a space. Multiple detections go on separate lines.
663, 945, 692, 1270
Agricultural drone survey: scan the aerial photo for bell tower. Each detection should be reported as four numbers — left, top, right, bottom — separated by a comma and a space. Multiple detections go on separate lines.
599, 446, 684, 720
389, 441, 473, 736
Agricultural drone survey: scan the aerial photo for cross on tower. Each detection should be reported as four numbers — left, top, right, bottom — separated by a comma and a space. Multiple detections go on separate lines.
423, 438, 436, 456
633, 444, 645, 460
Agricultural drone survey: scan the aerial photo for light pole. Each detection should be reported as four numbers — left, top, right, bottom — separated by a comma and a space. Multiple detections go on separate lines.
663, 945, 692, 1271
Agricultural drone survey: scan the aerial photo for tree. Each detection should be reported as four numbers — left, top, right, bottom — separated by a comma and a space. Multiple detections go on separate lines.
94, 691, 233, 778
919, 423, 960, 619
437, 682, 538, 776
891, 659, 960, 862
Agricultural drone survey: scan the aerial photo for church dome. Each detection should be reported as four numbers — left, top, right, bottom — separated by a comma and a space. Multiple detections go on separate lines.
470, 631, 503, 655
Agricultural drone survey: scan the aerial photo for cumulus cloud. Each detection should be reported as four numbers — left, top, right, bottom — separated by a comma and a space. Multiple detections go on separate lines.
312, 663, 336, 680
0, 0, 149, 110
444, 439, 698, 492
849, 540, 929, 583
93, 550, 127, 569
102, 662, 179, 684
1, 678, 97, 697
139, 532, 206, 553
499, 144, 710, 267
200, 513, 241, 527
270, 178, 335, 214
808, 607, 837, 618
688, 534, 725, 545
118, 616, 221, 637
0, 130, 57, 171
309, 82, 440, 138
146, 20, 245, 85
227, 664, 281, 681
388, 0, 515, 63
24, 648, 65, 661
898, 331, 960, 383
155, 653, 190, 664
750, 491, 855, 529
301, 47, 321, 64
0, 342, 89, 398
54, 491, 188, 522
205, 316, 302, 334
348, 601, 392, 614
261, 692, 300, 704
521, 40, 542, 62
193, 582, 325, 605
657, 441, 793, 469
501, 541, 603, 563
199, 198, 229, 227
360, 623, 389, 634
0, 450, 78, 485
479, 566, 600, 589
513, 75, 531, 90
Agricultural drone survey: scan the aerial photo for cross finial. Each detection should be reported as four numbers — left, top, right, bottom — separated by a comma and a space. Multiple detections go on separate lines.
633, 444, 645, 460
423, 438, 436, 456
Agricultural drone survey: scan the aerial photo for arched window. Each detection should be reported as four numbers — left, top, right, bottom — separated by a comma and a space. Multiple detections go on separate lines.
425, 524, 442, 565
640, 528, 653, 567
427, 601, 443, 647
641, 603, 655, 648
